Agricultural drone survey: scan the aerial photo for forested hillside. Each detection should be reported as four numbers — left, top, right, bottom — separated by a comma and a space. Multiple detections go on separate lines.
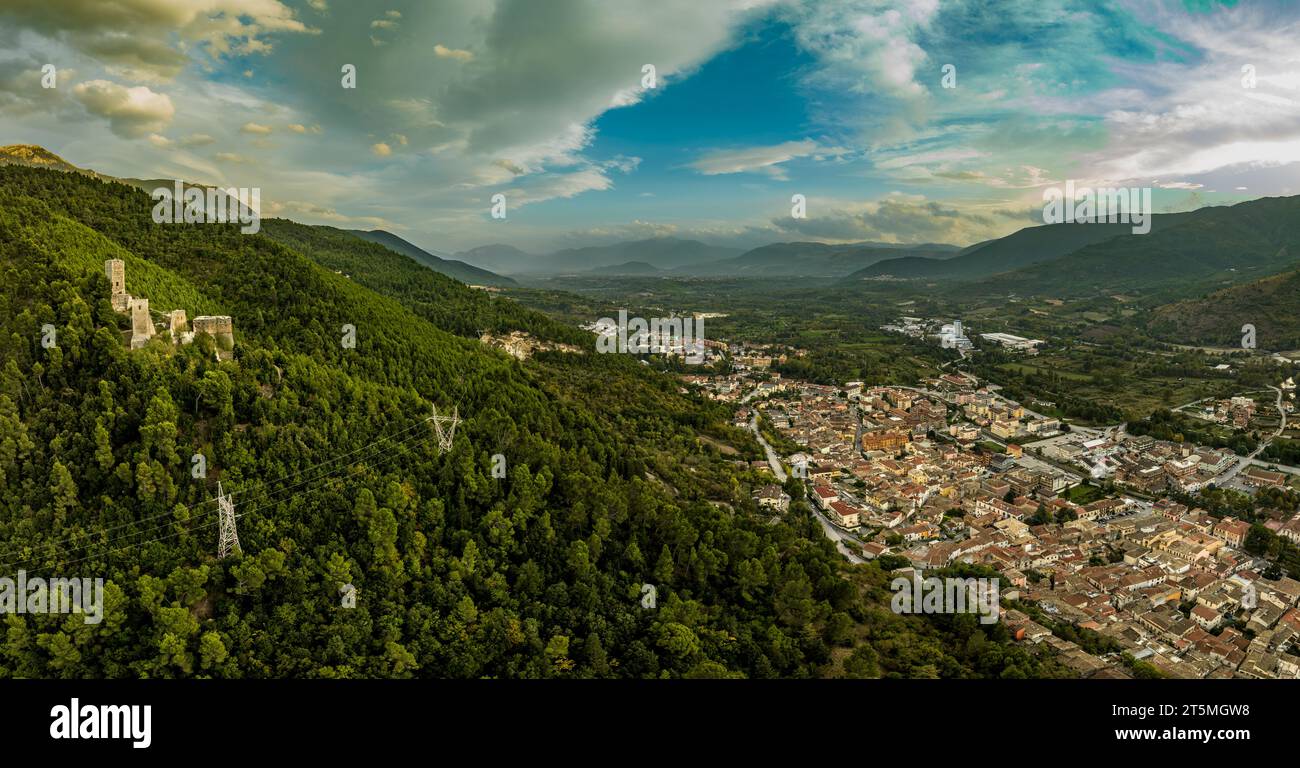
1147, 266, 1300, 350
966, 196, 1300, 301
0, 165, 1063, 678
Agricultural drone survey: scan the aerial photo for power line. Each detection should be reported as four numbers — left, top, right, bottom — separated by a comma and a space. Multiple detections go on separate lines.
0, 415, 437, 563
0, 419, 442, 577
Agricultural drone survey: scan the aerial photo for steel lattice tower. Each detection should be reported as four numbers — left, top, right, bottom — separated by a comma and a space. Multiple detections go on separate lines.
430, 405, 460, 452
216, 481, 241, 559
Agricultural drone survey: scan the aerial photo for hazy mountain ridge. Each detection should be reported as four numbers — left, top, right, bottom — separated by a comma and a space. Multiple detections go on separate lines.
975, 197, 1300, 301
678, 241, 960, 277
587, 260, 663, 275
348, 229, 516, 286
455, 236, 962, 278
852, 220, 1183, 280
452, 243, 535, 274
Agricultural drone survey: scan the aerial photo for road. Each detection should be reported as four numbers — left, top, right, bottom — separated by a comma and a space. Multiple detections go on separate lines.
749, 411, 787, 482
749, 411, 864, 564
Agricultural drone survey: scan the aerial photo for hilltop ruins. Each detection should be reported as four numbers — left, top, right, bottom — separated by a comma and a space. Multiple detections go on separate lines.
105, 259, 235, 360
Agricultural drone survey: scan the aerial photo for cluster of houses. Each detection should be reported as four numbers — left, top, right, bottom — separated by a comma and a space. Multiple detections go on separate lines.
732, 366, 1300, 678
880, 316, 1045, 356
967, 499, 1300, 678
1040, 432, 1238, 493
956, 390, 1061, 440
1188, 396, 1259, 428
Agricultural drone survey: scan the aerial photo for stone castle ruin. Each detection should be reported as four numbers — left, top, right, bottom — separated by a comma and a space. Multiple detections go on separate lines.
129, 298, 153, 349
192, 315, 235, 356
106, 259, 235, 360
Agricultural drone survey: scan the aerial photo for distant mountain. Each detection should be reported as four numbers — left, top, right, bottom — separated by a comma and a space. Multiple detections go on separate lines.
587, 260, 662, 275
0, 143, 83, 173
680, 241, 960, 277
1148, 265, 1300, 350
453, 243, 536, 274
851, 220, 1187, 280
0, 143, 217, 196
486, 237, 742, 274
1, 148, 517, 288
973, 196, 1300, 301
348, 229, 516, 286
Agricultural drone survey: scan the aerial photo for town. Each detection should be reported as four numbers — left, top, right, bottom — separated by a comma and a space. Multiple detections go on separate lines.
680, 334, 1300, 679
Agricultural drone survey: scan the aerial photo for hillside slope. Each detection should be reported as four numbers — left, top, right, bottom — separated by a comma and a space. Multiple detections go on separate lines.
1148, 266, 1300, 350
0, 165, 1062, 679
347, 229, 516, 287
971, 197, 1300, 300
853, 219, 1189, 280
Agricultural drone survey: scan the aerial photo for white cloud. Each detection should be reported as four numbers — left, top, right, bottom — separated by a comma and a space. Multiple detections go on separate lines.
690, 139, 821, 179
780, 0, 939, 101
434, 44, 473, 62
72, 79, 174, 138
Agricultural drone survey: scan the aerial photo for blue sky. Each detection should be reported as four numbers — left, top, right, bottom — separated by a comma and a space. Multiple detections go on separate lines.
2, 0, 1298, 252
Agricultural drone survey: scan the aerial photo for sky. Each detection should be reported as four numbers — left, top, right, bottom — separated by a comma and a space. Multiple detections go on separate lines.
2, 0, 1299, 254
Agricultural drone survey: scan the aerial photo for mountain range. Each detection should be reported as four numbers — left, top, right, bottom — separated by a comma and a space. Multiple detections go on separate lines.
12, 144, 1300, 324
453, 238, 961, 277
454, 237, 743, 275
444, 194, 1300, 301
0, 144, 517, 288
347, 229, 516, 286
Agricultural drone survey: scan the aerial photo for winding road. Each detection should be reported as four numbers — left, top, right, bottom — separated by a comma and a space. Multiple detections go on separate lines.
749, 411, 864, 564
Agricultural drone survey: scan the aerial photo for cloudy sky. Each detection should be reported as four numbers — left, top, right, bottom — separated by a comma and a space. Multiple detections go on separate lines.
2, 0, 1298, 253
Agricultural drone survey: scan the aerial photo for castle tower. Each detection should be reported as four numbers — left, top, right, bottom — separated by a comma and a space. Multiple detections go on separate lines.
105, 259, 125, 294
129, 298, 154, 349
168, 309, 188, 341
105, 259, 131, 312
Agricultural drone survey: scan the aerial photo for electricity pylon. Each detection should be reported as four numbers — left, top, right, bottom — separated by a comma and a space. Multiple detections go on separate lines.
216, 481, 241, 559
430, 404, 460, 452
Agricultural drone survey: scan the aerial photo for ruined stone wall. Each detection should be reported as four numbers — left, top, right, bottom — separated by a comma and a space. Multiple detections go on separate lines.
193, 315, 235, 356
168, 309, 188, 340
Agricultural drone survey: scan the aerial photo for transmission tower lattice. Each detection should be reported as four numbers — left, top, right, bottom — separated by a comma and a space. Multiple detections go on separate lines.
430, 405, 460, 452
216, 481, 241, 559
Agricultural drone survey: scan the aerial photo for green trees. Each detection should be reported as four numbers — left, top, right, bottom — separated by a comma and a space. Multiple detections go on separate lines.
0, 166, 1066, 680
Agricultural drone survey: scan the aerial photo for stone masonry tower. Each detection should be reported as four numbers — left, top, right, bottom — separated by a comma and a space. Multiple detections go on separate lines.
168, 309, 188, 341
105, 259, 131, 312
129, 298, 154, 349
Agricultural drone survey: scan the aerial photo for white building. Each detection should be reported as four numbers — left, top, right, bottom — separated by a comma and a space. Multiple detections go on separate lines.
937, 320, 973, 350
979, 332, 1044, 352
